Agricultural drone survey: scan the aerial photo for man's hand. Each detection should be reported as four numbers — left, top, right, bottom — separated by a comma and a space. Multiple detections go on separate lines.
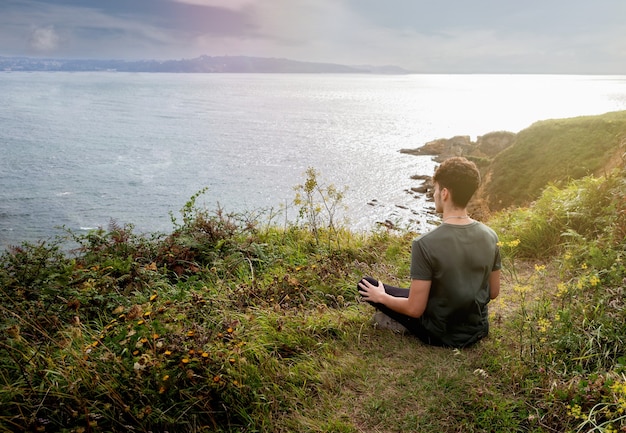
358, 278, 386, 303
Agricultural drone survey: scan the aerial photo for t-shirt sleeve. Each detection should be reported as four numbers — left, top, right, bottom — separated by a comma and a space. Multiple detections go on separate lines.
410, 239, 433, 280
492, 243, 502, 271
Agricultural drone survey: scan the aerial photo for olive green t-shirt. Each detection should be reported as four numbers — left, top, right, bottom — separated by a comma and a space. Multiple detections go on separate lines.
410, 221, 501, 347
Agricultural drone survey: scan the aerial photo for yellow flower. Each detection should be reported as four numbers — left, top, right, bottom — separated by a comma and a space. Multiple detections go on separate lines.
568, 403, 583, 419
538, 318, 551, 333
164, 350, 172, 356
513, 285, 531, 294
556, 283, 568, 297
534, 264, 546, 272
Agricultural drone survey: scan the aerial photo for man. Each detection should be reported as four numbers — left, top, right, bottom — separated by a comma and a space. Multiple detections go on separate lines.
358, 156, 501, 348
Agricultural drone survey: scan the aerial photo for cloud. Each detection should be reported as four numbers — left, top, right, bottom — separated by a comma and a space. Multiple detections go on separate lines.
0, 0, 624, 72
29, 25, 60, 52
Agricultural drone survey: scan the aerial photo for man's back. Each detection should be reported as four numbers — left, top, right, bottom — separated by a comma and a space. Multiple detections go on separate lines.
410, 221, 500, 347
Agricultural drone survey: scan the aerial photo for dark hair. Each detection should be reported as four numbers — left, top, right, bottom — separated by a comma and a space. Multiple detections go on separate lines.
432, 157, 480, 208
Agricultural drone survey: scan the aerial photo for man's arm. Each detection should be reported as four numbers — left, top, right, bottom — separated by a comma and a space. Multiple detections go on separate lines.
358, 278, 431, 318
489, 270, 500, 299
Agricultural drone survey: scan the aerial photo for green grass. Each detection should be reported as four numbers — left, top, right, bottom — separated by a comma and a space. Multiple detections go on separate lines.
1, 163, 626, 432
485, 110, 626, 210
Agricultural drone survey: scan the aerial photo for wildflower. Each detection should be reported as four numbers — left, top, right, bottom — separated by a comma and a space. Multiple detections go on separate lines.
182, 358, 190, 364
164, 350, 172, 356
162, 375, 170, 381
514, 285, 531, 294
567, 403, 583, 419
556, 283, 568, 297
589, 275, 600, 287
137, 320, 145, 325
213, 375, 221, 383
201, 352, 209, 358
149, 293, 158, 302
581, 263, 588, 270
227, 327, 234, 334
187, 330, 195, 337
534, 264, 546, 272
538, 318, 551, 333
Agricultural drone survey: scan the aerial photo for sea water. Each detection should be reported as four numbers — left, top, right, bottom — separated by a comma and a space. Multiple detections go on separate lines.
1, 72, 626, 249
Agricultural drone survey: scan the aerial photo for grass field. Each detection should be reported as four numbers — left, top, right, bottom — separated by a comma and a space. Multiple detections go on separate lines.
1, 114, 626, 432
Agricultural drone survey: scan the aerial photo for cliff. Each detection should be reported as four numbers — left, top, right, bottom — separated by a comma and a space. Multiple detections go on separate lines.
400, 131, 516, 162
401, 111, 626, 220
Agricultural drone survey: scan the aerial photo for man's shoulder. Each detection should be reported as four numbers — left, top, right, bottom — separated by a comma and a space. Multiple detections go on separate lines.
413, 224, 449, 243
415, 221, 498, 242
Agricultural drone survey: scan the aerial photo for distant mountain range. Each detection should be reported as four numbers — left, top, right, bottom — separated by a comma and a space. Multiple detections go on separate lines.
0, 55, 411, 74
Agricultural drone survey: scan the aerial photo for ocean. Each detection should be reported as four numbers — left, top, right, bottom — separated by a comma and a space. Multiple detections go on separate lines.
2, 72, 626, 250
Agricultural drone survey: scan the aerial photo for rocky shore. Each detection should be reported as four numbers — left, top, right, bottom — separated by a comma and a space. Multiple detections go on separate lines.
400, 130, 516, 162
395, 131, 517, 224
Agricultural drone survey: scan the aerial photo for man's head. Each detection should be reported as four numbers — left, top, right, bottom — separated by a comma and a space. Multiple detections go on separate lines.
432, 157, 480, 209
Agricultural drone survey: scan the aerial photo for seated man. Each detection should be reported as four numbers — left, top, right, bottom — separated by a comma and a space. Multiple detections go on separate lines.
358, 157, 501, 348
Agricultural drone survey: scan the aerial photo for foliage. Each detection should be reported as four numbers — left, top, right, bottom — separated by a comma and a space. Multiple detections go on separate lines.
489, 167, 626, 431
485, 110, 626, 209
293, 167, 348, 248
1, 165, 626, 432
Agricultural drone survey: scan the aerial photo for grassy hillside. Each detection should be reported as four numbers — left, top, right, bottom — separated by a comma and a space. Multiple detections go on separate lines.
1, 157, 625, 432
483, 110, 626, 210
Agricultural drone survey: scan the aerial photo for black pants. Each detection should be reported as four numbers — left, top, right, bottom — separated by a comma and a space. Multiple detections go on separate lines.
359, 276, 445, 347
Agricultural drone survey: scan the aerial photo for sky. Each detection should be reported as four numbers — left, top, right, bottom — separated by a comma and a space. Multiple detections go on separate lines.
1, 0, 625, 74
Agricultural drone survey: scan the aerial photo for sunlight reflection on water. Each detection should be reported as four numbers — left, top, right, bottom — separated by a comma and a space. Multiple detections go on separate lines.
1, 73, 625, 248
